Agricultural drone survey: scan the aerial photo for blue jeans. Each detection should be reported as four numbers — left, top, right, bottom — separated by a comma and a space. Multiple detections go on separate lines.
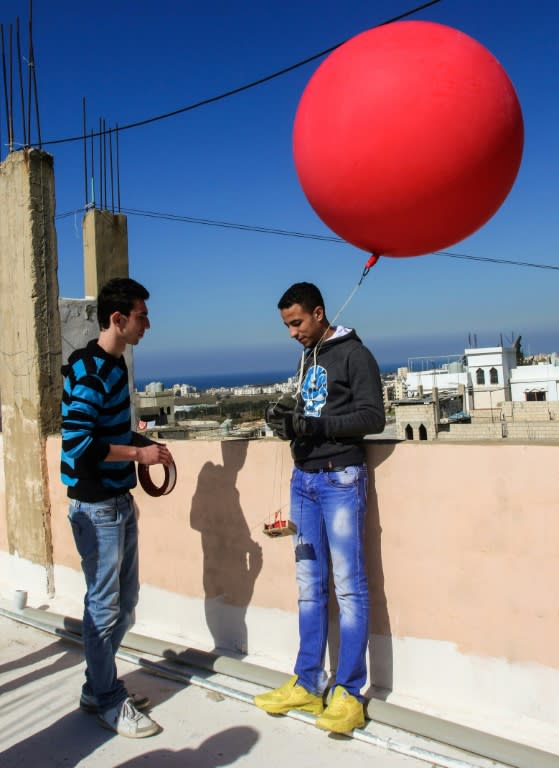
291, 465, 369, 699
68, 493, 139, 712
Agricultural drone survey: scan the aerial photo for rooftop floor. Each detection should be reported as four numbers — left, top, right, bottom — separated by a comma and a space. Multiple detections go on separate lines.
0, 613, 494, 768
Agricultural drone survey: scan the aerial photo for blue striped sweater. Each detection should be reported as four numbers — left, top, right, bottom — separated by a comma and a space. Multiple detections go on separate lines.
61, 340, 137, 501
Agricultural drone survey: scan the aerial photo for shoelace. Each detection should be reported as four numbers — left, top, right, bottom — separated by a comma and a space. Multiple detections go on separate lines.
122, 699, 142, 722
327, 691, 350, 712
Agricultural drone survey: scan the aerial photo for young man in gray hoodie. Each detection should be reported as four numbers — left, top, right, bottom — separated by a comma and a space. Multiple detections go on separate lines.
255, 282, 385, 733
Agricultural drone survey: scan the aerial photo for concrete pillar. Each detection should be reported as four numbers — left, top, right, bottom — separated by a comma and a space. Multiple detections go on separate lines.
0, 149, 62, 583
81, 208, 135, 422
83, 209, 128, 296
458, 384, 467, 414
432, 386, 440, 434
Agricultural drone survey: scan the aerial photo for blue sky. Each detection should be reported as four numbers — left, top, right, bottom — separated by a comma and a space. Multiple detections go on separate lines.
2, 1, 557, 377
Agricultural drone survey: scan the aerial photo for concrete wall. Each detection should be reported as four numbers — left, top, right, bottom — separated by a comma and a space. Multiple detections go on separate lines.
1, 436, 558, 753
501, 402, 559, 422
405, 370, 468, 397
396, 400, 559, 442
394, 403, 437, 440
59, 298, 98, 363
58, 298, 134, 420
0, 435, 6, 554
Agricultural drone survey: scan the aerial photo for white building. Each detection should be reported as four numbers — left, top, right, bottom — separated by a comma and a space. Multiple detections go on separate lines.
173, 383, 199, 397
464, 345, 517, 409
232, 385, 262, 396
406, 364, 469, 399
404, 345, 559, 411
510, 361, 559, 402
145, 381, 164, 395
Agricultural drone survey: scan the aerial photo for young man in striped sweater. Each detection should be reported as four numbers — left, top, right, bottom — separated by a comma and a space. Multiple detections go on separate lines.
61, 278, 173, 738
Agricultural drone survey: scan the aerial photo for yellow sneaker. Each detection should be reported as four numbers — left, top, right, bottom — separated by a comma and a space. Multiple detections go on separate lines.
315, 686, 365, 732
254, 675, 324, 715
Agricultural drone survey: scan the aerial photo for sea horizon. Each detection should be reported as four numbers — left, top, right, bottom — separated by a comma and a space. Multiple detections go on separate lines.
135, 362, 404, 392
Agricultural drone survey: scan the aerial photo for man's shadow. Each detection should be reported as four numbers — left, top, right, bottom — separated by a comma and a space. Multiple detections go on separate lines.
0, 653, 180, 766
0, 639, 82, 695
190, 439, 263, 656
114, 726, 259, 767
326, 443, 395, 701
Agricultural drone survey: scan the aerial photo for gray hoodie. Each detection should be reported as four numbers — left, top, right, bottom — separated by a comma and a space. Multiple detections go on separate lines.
292, 328, 385, 469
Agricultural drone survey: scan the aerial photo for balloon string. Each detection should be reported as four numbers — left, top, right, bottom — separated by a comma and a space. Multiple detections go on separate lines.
330, 253, 379, 326
290, 252, 380, 401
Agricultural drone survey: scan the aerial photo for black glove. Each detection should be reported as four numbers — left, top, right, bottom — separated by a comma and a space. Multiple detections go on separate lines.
265, 398, 296, 425
265, 402, 325, 441
292, 411, 325, 438
265, 402, 296, 440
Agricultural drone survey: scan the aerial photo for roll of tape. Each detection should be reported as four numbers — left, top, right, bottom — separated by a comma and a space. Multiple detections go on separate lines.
138, 461, 177, 497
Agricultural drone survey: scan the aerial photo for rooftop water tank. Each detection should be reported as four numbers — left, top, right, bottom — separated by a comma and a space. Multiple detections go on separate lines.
448, 362, 464, 373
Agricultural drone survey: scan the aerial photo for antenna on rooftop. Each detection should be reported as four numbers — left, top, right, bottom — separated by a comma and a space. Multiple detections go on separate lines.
109, 126, 114, 213
115, 123, 121, 212
98, 117, 103, 208
1, 23, 11, 155
82, 109, 122, 211
82, 96, 88, 207
16, 17, 26, 146
28, 0, 41, 148
90, 127, 95, 206
0, 1, 42, 161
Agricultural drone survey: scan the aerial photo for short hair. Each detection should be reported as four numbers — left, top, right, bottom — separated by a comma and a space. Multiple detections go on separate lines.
277, 282, 325, 314
97, 278, 150, 330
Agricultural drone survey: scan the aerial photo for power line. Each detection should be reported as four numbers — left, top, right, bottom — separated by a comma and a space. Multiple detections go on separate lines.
55, 205, 559, 272
41, 1, 441, 147
121, 207, 344, 242
436, 250, 559, 271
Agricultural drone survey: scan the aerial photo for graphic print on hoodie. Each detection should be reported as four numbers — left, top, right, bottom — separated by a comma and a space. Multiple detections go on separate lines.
301, 364, 327, 417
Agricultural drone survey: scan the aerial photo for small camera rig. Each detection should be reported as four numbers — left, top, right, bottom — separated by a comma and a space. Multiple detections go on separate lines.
263, 510, 297, 538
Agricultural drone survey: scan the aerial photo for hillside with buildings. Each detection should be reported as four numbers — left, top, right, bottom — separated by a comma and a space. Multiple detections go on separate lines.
134, 341, 559, 444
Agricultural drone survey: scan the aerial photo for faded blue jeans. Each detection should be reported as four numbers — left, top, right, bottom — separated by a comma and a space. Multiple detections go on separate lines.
68, 493, 139, 712
291, 465, 369, 699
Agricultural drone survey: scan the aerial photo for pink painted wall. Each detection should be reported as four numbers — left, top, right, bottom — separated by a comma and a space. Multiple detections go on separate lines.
0, 437, 6, 552
371, 442, 559, 669
43, 437, 559, 672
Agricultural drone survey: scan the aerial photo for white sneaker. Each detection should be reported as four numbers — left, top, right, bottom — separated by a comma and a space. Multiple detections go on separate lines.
97, 697, 161, 738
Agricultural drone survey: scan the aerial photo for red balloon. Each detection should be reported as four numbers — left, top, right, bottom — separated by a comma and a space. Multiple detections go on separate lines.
293, 21, 524, 257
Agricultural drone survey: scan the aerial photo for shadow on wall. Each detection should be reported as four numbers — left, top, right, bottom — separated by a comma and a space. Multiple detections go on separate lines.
190, 439, 263, 656
365, 442, 395, 700
326, 442, 395, 700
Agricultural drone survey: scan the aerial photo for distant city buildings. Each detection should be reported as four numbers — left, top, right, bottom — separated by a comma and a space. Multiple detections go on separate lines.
398, 345, 559, 407
387, 342, 559, 442
139, 376, 297, 400
135, 375, 298, 439
173, 383, 200, 398
136, 345, 559, 444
